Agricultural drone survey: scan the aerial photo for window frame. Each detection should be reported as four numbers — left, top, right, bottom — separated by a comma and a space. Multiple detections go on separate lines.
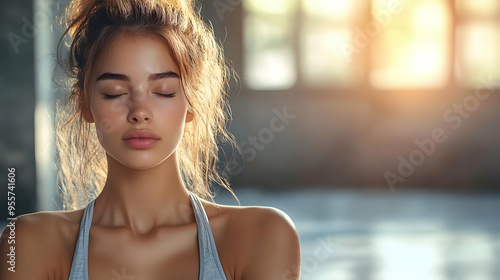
239, 0, 500, 96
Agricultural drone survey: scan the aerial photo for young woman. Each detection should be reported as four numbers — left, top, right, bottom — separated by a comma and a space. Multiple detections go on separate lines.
0, 0, 301, 279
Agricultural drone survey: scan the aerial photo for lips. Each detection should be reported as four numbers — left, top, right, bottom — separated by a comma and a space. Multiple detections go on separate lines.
122, 129, 160, 140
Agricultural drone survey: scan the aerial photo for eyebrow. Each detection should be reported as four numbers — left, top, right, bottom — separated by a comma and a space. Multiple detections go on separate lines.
95, 71, 180, 82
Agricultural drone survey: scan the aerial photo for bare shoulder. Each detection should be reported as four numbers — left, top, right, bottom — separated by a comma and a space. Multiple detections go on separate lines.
201, 198, 296, 227
230, 205, 297, 235
201, 200, 301, 280
0, 209, 83, 280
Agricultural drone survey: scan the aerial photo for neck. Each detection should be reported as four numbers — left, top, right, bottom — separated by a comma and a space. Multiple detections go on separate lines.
93, 151, 194, 236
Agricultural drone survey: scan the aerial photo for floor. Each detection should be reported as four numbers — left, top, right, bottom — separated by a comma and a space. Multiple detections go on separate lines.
215, 187, 500, 280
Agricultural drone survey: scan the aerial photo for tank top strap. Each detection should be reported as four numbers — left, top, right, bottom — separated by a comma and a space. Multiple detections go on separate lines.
188, 192, 228, 280
67, 198, 95, 280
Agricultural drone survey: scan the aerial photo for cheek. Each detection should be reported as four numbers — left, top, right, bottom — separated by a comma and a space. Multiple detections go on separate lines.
162, 93, 188, 115
91, 102, 124, 140
162, 101, 187, 127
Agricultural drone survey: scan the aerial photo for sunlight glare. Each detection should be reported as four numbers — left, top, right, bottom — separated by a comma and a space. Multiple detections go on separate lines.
246, 49, 295, 90
371, 0, 449, 88
456, 23, 500, 86
409, 42, 443, 77
413, 1, 447, 31
373, 234, 444, 280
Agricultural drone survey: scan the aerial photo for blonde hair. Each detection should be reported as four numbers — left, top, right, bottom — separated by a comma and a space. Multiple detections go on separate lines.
55, 0, 239, 210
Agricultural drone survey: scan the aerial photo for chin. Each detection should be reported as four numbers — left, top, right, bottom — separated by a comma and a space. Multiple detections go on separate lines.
106, 151, 167, 170
120, 159, 165, 170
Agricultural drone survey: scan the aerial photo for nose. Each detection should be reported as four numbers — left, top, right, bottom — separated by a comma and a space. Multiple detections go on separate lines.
127, 98, 153, 124
128, 109, 152, 123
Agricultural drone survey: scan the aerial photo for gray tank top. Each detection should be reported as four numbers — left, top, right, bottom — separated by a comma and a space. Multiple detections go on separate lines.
67, 192, 228, 280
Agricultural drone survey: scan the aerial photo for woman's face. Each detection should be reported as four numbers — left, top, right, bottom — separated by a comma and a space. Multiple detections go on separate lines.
85, 33, 193, 170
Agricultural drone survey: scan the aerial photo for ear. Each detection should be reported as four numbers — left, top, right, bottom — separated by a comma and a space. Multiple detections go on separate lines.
185, 110, 194, 123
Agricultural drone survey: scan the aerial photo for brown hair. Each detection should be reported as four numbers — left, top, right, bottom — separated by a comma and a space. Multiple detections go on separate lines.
55, 0, 239, 210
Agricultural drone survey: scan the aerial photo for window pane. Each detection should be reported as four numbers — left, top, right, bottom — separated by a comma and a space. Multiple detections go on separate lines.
456, 0, 500, 17
243, 0, 297, 90
244, 0, 295, 14
370, 0, 450, 89
301, 26, 355, 87
302, 0, 355, 22
300, 0, 362, 87
456, 23, 500, 87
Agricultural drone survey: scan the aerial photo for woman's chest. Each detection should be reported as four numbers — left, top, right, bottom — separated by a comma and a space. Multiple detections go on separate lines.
55, 209, 239, 280
87, 249, 200, 279
87, 227, 202, 279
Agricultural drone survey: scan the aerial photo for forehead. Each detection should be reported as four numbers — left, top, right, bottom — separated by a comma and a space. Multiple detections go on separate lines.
93, 32, 179, 79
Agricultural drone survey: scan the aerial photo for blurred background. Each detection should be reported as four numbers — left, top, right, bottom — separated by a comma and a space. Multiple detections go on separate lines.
1, 0, 500, 279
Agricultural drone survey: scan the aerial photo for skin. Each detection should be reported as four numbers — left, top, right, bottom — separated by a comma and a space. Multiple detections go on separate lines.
0, 33, 301, 280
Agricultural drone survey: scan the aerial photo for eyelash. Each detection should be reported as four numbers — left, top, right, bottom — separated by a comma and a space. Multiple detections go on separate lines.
103, 93, 176, 99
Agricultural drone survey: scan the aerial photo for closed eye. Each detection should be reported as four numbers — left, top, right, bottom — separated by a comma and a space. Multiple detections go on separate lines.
156, 93, 176, 98
102, 93, 175, 99
103, 94, 123, 99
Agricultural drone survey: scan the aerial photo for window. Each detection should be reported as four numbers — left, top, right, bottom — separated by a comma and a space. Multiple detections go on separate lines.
300, 0, 362, 88
455, 0, 500, 87
370, 0, 450, 89
242, 0, 499, 90
243, 0, 297, 90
